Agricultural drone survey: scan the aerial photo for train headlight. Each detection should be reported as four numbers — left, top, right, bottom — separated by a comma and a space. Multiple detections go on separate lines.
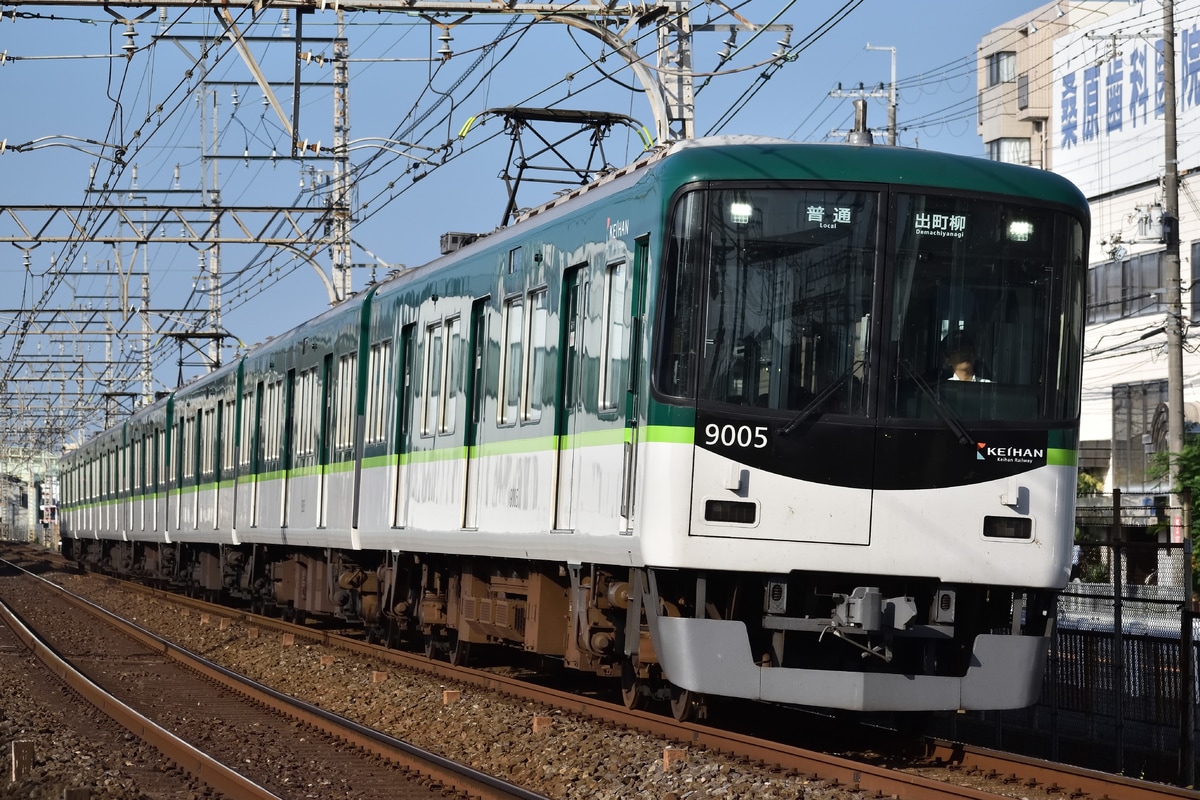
729, 200, 754, 225
1007, 220, 1033, 241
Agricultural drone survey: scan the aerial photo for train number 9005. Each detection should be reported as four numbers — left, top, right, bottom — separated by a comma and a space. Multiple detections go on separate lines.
703, 423, 769, 449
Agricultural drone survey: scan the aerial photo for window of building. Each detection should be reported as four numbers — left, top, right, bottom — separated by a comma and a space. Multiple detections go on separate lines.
986, 137, 1031, 165
1087, 251, 1166, 323
1112, 380, 1167, 491
1017, 74, 1030, 110
987, 51, 1016, 86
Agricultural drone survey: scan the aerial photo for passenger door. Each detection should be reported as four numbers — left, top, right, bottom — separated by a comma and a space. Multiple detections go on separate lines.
554, 266, 587, 531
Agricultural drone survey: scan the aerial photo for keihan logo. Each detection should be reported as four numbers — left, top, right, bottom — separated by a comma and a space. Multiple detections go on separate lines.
606, 217, 629, 239
977, 442, 1045, 464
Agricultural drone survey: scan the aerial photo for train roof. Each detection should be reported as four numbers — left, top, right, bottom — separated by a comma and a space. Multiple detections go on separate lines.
654, 136, 1089, 209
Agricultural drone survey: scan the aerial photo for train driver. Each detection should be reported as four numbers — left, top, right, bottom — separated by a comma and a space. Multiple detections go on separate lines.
944, 335, 991, 383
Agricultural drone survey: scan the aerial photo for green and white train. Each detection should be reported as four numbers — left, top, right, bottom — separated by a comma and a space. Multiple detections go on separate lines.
59, 135, 1090, 720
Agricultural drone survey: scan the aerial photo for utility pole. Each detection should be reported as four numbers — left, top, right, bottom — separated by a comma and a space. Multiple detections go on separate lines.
865, 44, 896, 146
1162, 1, 1194, 787
331, 12, 353, 303
830, 45, 895, 146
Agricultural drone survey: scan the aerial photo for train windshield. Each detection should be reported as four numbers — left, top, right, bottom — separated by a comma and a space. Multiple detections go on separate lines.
674, 187, 877, 415
657, 184, 1085, 424
888, 193, 1085, 423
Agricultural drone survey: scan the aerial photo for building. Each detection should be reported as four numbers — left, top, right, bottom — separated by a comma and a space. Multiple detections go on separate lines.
979, 1, 1200, 494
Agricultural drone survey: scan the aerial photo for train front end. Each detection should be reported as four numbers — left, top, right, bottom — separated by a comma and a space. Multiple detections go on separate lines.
638, 142, 1088, 712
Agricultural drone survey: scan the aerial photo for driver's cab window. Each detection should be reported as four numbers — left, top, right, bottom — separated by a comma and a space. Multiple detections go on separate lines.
889, 194, 1062, 422
697, 187, 876, 416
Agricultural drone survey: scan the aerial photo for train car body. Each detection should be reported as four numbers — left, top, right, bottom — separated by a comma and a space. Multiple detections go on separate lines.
59, 136, 1090, 718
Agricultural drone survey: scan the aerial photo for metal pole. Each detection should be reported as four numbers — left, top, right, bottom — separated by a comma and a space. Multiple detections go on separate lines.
1183, 487, 1195, 786
331, 13, 352, 303
1163, 6, 1192, 782
1112, 490, 1125, 775
1164, 3, 1184, 486
866, 44, 897, 146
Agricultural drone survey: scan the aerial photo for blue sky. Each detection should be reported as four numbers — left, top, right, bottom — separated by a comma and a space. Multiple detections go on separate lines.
0, 0, 1043, 403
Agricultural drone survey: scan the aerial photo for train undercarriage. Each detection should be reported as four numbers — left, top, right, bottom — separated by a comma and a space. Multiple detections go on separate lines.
61, 537, 1054, 721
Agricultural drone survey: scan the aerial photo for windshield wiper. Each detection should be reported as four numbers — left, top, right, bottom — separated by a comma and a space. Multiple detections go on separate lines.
897, 359, 973, 445
777, 362, 861, 436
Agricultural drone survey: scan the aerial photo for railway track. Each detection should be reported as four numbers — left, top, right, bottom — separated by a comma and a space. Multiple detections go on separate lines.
4, 542, 1196, 800
0, 552, 547, 800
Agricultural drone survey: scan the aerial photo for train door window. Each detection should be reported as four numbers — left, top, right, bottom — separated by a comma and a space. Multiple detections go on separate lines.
334, 354, 357, 452
294, 368, 318, 457
525, 289, 548, 422
443, 317, 461, 433
264, 381, 284, 463
239, 391, 255, 468
176, 421, 185, 487
423, 323, 444, 437
366, 340, 393, 445
469, 309, 488, 431
183, 415, 197, 480
655, 191, 703, 399
133, 438, 142, 495
399, 326, 415, 445
500, 297, 524, 426
201, 407, 216, 479
600, 263, 626, 412
221, 400, 237, 475
154, 428, 163, 490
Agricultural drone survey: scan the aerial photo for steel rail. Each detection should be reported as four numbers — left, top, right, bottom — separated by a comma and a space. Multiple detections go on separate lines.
5, 559, 548, 800
30, 554, 1197, 800
0, 591, 282, 800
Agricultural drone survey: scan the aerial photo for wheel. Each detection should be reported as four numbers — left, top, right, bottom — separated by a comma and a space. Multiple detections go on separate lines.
422, 632, 436, 659
448, 631, 471, 667
620, 659, 649, 711
668, 683, 703, 723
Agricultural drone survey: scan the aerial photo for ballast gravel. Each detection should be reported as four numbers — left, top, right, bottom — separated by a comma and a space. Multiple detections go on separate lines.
43, 572, 866, 800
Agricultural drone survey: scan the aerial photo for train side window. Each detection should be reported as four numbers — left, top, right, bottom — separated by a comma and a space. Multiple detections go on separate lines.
294, 368, 318, 457
264, 380, 284, 462
423, 323, 444, 437
366, 340, 393, 445
600, 263, 625, 412
525, 289, 548, 422
500, 297, 524, 426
